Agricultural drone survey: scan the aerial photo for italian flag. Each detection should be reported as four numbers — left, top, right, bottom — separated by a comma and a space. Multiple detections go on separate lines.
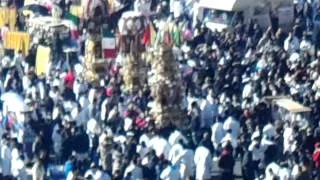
102, 28, 117, 59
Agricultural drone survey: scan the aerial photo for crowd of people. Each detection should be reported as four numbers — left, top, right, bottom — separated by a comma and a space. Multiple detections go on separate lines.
1, 0, 320, 180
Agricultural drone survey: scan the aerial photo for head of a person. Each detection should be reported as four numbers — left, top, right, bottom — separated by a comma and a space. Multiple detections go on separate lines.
191, 101, 197, 109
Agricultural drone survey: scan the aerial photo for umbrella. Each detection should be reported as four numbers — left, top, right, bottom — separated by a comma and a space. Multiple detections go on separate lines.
20, 4, 49, 16
1, 92, 26, 112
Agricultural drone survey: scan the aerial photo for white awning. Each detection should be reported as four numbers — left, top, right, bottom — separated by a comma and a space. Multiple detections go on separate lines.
274, 98, 311, 113
199, 0, 255, 11
198, 0, 292, 12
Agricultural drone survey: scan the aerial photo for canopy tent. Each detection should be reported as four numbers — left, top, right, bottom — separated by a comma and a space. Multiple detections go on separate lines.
199, 0, 292, 11
19, 4, 49, 16
264, 96, 290, 102
274, 98, 311, 113
24, 0, 53, 10
199, 0, 256, 11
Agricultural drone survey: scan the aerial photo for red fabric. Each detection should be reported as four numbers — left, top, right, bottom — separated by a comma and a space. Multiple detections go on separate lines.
141, 24, 151, 45
71, 30, 80, 39
111, 66, 119, 74
64, 72, 75, 89
313, 150, 320, 168
125, 110, 139, 119
106, 87, 113, 97
135, 117, 148, 128
163, 31, 172, 45
103, 49, 117, 59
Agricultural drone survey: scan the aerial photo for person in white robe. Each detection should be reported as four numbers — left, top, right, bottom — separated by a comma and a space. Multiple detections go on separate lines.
85, 166, 111, 180
265, 162, 280, 180
278, 166, 291, 180
300, 35, 312, 51
248, 133, 265, 178
221, 131, 238, 149
139, 131, 152, 146
242, 81, 253, 100
223, 116, 240, 138
179, 147, 195, 179
194, 146, 212, 180
211, 119, 225, 149
134, 0, 151, 13
168, 130, 187, 146
123, 159, 143, 180
283, 123, 296, 154
200, 93, 218, 128
263, 123, 277, 138
172, 0, 183, 19
11, 148, 27, 180
11, 145, 20, 175
1, 139, 12, 177
100, 97, 110, 121
168, 143, 184, 165
191, 0, 203, 28
149, 136, 171, 160
160, 161, 180, 180
52, 124, 62, 161
284, 33, 300, 54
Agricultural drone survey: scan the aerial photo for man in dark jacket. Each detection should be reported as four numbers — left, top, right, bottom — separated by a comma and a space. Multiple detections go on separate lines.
218, 143, 235, 180
242, 150, 255, 180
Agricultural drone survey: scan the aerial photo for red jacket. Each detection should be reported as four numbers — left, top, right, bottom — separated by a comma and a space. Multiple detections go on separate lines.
64, 72, 75, 89
313, 150, 320, 168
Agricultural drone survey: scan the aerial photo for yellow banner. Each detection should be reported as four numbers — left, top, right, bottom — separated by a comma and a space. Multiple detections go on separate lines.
0, 8, 17, 30
4, 32, 30, 55
36, 45, 51, 76
70, 5, 83, 18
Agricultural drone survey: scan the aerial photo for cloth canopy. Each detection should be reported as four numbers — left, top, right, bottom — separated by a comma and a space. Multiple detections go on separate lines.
274, 98, 311, 113
199, 0, 255, 11
19, 4, 49, 16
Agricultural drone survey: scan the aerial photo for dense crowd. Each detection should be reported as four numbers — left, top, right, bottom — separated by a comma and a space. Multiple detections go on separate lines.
1, 0, 320, 180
